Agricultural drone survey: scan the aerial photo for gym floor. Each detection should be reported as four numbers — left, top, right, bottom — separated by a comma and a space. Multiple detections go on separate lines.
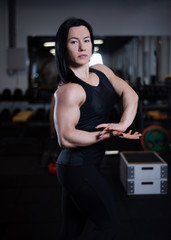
0, 123, 170, 240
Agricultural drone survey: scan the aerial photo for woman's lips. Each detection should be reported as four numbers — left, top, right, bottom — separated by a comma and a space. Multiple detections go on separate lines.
79, 54, 88, 58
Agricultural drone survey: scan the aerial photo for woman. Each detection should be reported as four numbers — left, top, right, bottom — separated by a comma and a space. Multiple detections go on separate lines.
54, 17, 141, 240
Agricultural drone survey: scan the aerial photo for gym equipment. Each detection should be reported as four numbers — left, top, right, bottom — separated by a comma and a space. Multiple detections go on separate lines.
146, 110, 168, 120
1, 89, 12, 101
0, 109, 11, 121
12, 110, 33, 122
120, 151, 168, 195
11, 108, 21, 118
141, 125, 169, 154
47, 152, 58, 175
13, 88, 23, 101
48, 162, 57, 175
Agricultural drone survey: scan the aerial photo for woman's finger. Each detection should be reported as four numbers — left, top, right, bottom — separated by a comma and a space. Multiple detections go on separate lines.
95, 124, 109, 129
119, 132, 142, 139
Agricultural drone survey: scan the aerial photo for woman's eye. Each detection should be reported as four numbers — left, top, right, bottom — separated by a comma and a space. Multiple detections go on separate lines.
85, 39, 90, 43
71, 40, 77, 44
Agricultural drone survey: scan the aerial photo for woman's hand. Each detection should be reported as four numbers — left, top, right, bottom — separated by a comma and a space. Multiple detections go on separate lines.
119, 130, 142, 139
96, 123, 127, 135
96, 123, 142, 140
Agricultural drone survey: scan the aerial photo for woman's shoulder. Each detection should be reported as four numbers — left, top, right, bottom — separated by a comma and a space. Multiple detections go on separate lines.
58, 81, 85, 91
55, 82, 85, 105
90, 64, 113, 78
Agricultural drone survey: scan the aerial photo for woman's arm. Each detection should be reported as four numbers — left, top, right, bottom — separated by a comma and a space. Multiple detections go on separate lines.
94, 64, 138, 131
54, 83, 111, 148
93, 64, 141, 138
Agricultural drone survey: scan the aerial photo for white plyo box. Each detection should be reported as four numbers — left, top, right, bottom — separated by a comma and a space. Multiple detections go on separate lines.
120, 151, 168, 195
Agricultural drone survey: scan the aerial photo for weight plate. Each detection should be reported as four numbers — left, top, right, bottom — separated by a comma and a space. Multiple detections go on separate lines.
141, 125, 169, 153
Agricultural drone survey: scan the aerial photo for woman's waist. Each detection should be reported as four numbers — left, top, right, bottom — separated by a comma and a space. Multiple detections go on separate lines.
64, 141, 105, 155
57, 141, 105, 166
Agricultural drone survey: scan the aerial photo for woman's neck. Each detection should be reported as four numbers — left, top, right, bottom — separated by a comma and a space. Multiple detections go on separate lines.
69, 64, 90, 81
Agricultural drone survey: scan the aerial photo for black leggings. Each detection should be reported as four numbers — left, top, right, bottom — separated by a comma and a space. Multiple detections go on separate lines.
57, 164, 119, 240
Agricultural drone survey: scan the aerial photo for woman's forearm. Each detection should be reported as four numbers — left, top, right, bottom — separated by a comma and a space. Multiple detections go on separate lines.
119, 91, 139, 130
57, 128, 110, 148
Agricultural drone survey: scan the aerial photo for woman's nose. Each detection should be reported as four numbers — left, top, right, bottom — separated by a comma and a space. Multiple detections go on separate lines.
79, 42, 85, 51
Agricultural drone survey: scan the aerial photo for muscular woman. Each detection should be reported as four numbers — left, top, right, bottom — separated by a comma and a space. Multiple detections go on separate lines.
54, 17, 141, 240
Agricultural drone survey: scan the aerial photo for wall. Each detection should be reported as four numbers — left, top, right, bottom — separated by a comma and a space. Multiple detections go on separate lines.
0, 0, 171, 93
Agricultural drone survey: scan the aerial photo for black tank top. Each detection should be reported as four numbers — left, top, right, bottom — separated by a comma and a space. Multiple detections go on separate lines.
57, 68, 116, 166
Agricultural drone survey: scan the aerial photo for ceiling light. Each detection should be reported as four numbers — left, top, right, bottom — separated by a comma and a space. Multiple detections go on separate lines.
94, 39, 104, 45
94, 46, 99, 52
43, 42, 55, 47
50, 49, 55, 55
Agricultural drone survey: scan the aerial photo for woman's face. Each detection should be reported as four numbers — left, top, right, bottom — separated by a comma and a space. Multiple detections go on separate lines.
66, 25, 92, 67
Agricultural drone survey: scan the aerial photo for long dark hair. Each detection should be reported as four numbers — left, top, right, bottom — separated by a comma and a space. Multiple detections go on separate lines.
55, 17, 94, 85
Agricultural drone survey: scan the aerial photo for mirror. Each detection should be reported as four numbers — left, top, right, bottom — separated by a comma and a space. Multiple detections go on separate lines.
28, 36, 171, 102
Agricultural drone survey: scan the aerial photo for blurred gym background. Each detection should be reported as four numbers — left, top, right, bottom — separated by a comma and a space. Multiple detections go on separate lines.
0, 0, 171, 239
